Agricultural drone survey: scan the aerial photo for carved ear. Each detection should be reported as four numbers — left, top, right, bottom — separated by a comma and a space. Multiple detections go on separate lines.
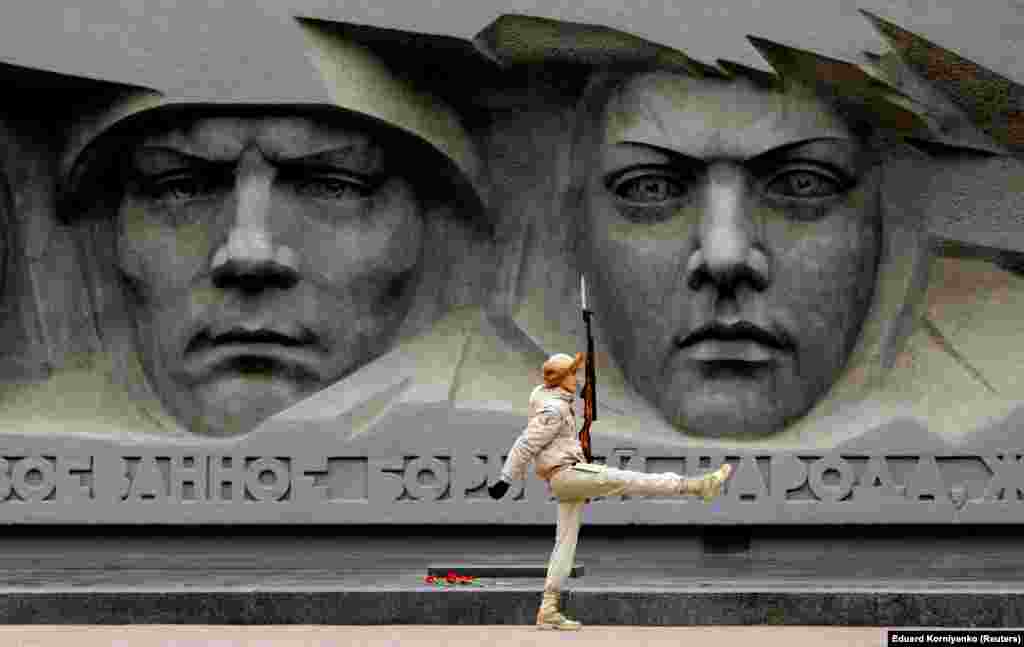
573, 352, 584, 372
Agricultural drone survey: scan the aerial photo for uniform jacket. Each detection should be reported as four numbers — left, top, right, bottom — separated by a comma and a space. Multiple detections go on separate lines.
501, 384, 587, 482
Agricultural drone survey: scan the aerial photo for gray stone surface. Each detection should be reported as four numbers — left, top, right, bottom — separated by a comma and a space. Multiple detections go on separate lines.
925, 157, 1024, 252
0, 529, 1020, 624
2, 2, 1022, 92
0, 4, 1018, 527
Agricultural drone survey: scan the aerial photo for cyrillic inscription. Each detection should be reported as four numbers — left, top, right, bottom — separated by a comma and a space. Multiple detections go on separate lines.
0, 448, 1017, 523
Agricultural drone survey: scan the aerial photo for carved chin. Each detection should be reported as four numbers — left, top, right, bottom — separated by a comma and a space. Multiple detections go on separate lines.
663, 383, 816, 439
187, 375, 313, 436
676, 406, 793, 439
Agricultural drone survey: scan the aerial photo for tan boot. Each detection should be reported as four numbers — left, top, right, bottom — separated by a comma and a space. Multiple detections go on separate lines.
536, 591, 582, 630
681, 463, 733, 501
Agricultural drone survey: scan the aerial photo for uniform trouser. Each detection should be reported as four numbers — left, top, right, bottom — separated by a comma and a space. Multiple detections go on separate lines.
542, 464, 687, 593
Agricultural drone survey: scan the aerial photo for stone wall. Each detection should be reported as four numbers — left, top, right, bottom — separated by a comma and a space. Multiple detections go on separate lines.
0, 6, 1019, 524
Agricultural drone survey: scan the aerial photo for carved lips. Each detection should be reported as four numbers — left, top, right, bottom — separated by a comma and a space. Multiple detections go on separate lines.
180, 322, 324, 380
676, 320, 795, 363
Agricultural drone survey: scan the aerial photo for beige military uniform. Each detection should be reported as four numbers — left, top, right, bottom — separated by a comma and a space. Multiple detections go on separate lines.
500, 384, 699, 593
501, 385, 586, 482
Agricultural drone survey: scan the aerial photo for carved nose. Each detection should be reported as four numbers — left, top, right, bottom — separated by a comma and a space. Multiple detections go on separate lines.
209, 149, 300, 292
687, 162, 770, 292
211, 229, 300, 292
211, 255, 299, 291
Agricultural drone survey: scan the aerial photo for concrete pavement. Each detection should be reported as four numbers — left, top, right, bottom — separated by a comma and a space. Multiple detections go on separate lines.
0, 625, 887, 646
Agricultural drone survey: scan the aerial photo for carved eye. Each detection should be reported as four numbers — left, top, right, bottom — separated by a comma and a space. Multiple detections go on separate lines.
764, 167, 844, 198
292, 174, 375, 201
141, 173, 217, 203
608, 168, 687, 203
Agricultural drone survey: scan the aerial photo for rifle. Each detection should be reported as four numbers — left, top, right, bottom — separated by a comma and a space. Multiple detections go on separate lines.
579, 275, 596, 463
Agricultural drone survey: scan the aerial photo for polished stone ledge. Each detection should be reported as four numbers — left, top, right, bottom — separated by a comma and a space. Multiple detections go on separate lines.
0, 588, 1022, 625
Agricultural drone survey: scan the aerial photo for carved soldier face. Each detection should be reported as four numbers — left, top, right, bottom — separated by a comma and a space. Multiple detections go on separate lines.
118, 114, 424, 436
583, 74, 882, 437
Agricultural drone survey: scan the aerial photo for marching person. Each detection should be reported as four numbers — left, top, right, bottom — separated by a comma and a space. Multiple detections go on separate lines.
488, 352, 734, 630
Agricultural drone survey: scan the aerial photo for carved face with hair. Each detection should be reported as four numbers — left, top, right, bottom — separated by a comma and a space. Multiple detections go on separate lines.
577, 72, 885, 438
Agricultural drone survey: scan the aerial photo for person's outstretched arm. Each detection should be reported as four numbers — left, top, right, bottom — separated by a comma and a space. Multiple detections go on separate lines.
489, 403, 563, 499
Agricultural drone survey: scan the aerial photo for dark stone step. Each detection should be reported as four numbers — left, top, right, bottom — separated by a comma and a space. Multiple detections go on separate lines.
426, 564, 583, 577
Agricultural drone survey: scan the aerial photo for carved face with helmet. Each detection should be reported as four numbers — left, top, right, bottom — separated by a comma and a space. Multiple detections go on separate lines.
61, 20, 489, 437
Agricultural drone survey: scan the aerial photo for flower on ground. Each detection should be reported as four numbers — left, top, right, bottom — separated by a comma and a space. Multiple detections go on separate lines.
423, 572, 484, 587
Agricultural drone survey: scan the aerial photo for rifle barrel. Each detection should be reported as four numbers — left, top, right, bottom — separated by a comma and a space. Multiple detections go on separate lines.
584, 310, 597, 422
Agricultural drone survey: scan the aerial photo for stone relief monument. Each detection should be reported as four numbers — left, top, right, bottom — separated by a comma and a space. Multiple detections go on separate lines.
59, 20, 492, 438
0, 5, 1019, 524
475, 12, 1024, 451
0, 63, 133, 396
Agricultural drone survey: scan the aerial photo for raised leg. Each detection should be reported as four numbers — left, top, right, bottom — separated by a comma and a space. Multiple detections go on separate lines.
550, 463, 733, 502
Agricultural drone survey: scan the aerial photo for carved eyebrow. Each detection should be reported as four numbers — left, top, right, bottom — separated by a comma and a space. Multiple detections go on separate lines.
614, 136, 857, 165
131, 145, 383, 175
130, 147, 216, 174
748, 137, 858, 163
610, 140, 705, 166
275, 146, 383, 172
747, 137, 865, 179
